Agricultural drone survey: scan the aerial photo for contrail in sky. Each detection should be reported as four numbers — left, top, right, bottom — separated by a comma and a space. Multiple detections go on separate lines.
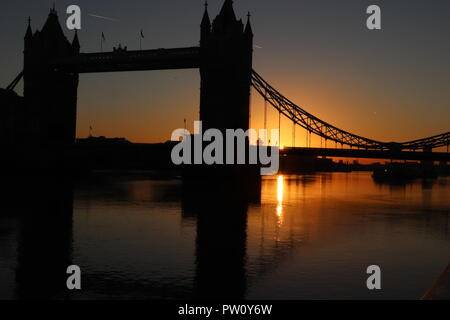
88, 14, 120, 22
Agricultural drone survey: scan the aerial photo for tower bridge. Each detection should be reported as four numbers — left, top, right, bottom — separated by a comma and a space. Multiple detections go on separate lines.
2, 0, 449, 161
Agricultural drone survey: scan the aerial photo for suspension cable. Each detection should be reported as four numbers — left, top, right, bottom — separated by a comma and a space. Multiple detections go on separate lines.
292, 122, 295, 148
278, 109, 281, 148
264, 88, 268, 145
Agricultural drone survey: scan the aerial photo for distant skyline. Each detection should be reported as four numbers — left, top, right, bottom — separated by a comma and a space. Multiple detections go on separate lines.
1, 0, 450, 147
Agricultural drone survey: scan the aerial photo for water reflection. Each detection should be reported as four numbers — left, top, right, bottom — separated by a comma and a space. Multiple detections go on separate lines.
0, 172, 449, 300
182, 178, 260, 300
276, 175, 284, 221
247, 173, 450, 299
1, 177, 73, 300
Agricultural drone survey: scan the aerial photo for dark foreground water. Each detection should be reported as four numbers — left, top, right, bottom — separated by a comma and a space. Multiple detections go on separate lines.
0, 172, 449, 300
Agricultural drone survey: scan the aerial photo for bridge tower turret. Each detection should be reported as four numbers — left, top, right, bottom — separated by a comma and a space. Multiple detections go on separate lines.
200, 0, 253, 132
23, 7, 79, 146
200, 2, 211, 46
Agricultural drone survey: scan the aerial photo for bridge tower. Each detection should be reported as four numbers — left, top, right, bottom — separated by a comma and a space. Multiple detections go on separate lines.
200, 0, 253, 132
23, 8, 79, 146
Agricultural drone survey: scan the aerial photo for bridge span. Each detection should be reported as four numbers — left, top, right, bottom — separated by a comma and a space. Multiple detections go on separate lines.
282, 147, 450, 162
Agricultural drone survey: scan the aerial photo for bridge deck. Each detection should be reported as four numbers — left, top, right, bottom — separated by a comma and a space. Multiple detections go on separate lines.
282, 147, 450, 161
54, 47, 200, 73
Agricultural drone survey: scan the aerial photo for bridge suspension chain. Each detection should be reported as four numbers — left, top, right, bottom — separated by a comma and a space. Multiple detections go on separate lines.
400, 132, 450, 151
6, 71, 24, 91
251, 70, 450, 151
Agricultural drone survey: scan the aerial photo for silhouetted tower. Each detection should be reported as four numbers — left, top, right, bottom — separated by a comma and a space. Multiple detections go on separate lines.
200, 0, 253, 132
23, 7, 79, 146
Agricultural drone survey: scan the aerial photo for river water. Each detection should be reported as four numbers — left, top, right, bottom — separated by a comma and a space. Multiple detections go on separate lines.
0, 172, 449, 300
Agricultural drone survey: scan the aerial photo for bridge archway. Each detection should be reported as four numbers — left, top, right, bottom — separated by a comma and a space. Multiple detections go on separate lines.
76, 69, 199, 143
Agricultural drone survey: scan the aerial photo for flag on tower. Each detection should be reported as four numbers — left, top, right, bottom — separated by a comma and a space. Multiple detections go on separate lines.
140, 30, 144, 38
100, 32, 106, 52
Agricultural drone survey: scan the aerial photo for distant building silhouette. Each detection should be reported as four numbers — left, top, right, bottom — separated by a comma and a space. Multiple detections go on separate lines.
76, 136, 131, 146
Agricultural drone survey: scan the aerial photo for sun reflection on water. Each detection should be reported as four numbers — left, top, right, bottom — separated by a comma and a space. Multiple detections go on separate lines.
276, 175, 284, 224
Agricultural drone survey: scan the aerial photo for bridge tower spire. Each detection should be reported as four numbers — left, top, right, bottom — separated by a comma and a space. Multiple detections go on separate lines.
200, 0, 253, 133
25, 17, 32, 40
24, 17, 33, 56
72, 30, 80, 53
201, 1, 211, 46
245, 12, 253, 36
